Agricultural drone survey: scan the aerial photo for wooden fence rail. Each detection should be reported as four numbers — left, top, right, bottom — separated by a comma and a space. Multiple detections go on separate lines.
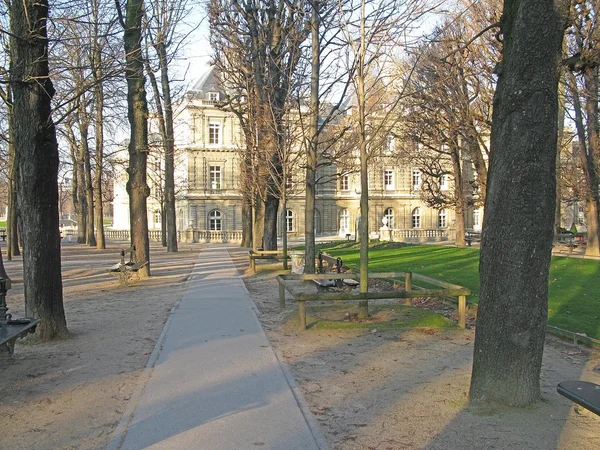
276, 272, 471, 330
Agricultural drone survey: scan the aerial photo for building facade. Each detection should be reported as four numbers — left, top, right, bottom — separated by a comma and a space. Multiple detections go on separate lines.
113, 68, 485, 242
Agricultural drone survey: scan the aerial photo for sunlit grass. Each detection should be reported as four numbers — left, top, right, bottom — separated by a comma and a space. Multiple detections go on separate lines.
314, 241, 600, 340
285, 303, 458, 331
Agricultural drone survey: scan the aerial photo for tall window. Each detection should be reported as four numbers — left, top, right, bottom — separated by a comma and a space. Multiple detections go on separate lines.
384, 169, 394, 190
384, 207, 394, 228
209, 210, 222, 230
473, 209, 481, 228
286, 209, 295, 232
438, 208, 447, 228
340, 208, 349, 232
209, 122, 221, 145
412, 169, 422, 190
210, 165, 222, 189
440, 174, 449, 190
412, 207, 421, 228
340, 174, 349, 191
285, 175, 293, 190
207, 92, 219, 101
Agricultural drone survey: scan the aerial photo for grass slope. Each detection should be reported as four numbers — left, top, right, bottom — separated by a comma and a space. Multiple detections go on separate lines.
316, 241, 600, 340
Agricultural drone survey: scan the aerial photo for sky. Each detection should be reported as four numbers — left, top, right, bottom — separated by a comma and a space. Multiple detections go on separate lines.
171, 10, 212, 89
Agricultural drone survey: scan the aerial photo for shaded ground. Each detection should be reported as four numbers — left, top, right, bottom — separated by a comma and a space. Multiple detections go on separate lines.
0, 240, 202, 450
231, 249, 600, 450
0, 243, 598, 450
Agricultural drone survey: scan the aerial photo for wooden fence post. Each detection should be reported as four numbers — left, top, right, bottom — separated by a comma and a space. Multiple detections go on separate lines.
299, 301, 307, 331
458, 295, 466, 328
404, 272, 412, 306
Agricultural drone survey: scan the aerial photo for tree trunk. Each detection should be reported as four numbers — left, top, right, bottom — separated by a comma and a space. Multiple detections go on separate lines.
554, 78, 565, 232
78, 99, 96, 247
566, 70, 600, 256
263, 192, 279, 250
582, 67, 600, 256
156, 43, 178, 253
451, 145, 466, 246
242, 195, 252, 247
470, 0, 569, 406
75, 139, 87, 245
92, 34, 106, 250
7, 89, 19, 259
304, 0, 319, 275
123, 0, 151, 277
357, 0, 369, 319
10, 0, 68, 340
253, 196, 265, 251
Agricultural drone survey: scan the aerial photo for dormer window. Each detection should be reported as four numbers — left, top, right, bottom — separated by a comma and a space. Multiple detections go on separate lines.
207, 92, 219, 101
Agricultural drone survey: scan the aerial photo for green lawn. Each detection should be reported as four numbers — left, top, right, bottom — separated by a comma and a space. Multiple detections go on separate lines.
316, 241, 600, 340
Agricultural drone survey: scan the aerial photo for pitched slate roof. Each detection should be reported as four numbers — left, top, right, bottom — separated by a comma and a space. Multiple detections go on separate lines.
188, 67, 224, 98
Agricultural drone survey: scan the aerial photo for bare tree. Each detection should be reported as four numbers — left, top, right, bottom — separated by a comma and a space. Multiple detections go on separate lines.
9, 0, 68, 339
208, 0, 310, 250
470, 0, 570, 406
338, 0, 432, 317
563, 0, 600, 256
401, 17, 497, 245
0, 7, 20, 260
143, 0, 197, 252
117, 0, 151, 276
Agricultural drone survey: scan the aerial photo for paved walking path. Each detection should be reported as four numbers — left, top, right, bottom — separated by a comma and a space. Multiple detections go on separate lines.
107, 246, 326, 450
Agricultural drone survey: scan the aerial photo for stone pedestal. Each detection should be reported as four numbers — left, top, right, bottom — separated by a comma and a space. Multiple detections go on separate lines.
379, 227, 392, 241
290, 252, 305, 274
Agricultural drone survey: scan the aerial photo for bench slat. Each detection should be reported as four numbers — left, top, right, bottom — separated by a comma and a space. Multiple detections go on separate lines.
557, 381, 600, 416
313, 279, 337, 288
0, 318, 40, 348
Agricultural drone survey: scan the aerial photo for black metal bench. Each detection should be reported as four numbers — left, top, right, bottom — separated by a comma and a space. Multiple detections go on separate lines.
315, 252, 359, 290
0, 278, 40, 358
108, 246, 148, 283
465, 231, 481, 246
557, 381, 600, 416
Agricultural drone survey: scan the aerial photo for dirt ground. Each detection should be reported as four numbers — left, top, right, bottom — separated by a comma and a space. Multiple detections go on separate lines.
0, 243, 598, 450
0, 241, 201, 450
229, 249, 600, 450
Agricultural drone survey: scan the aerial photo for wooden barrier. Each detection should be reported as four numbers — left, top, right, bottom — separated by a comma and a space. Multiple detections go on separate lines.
248, 250, 291, 273
276, 272, 471, 330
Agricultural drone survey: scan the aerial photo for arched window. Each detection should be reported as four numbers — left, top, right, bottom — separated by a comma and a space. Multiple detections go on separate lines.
209, 210, 222, 231
286, 209, 295, 232
384, 207, 394, 228
438, 208, 447, 228
412, 207, 421, 228
339, 209, 349, 233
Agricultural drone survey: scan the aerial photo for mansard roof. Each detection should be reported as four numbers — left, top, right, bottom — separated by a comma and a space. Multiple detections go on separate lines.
187, 66, 224, 99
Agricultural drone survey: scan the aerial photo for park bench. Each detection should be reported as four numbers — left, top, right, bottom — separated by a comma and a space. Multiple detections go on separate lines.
108, 246, 147, 283
465, 230, 481, 246
0, 278, 40, 358
557, 381, 600, 416
315, 252, 359, 290
248, 250, 290, 273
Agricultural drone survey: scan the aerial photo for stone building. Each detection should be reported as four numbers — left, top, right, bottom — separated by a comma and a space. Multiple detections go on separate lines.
113, 68, 485, 242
